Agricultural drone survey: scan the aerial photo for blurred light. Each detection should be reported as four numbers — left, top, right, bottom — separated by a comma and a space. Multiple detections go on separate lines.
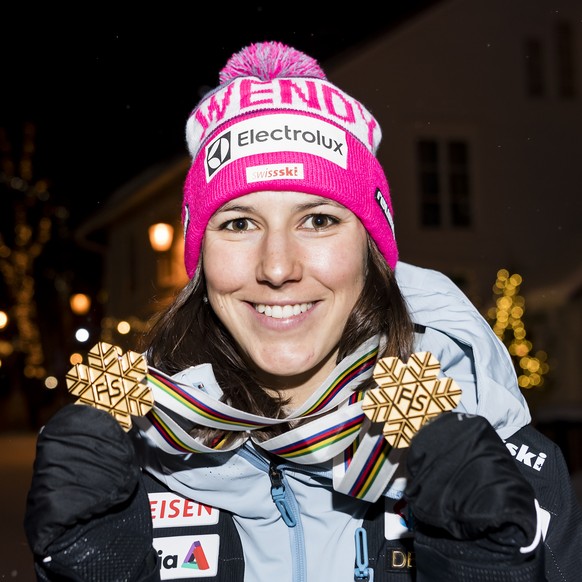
75, 328, 90, 342
488, 269, 549, 389
148, 223, 174, 252
44, 376, 58, 389
70, 352, 83, 365
0, 340, 14, 356
0, 311, 8, 329
117, 321, 131, 334
70, 293, 91, 315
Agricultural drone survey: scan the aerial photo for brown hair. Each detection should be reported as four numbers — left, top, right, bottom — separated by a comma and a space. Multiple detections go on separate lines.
139, 237, 414, 439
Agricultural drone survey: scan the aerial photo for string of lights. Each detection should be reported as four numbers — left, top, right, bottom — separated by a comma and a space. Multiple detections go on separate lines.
487, 269, 549, 389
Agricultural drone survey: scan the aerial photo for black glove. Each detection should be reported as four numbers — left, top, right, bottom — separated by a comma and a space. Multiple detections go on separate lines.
405, 412, 544, 581
24, 403, 159, 581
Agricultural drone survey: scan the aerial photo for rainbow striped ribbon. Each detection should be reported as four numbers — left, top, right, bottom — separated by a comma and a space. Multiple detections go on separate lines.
137, 335, 399, 502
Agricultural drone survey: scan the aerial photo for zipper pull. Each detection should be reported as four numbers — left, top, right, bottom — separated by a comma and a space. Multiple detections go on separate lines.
269, 462, 296, 527
354, 527, 371, 581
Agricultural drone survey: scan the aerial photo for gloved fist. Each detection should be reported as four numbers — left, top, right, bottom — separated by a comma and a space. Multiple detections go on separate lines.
405, 412, 543, 581
24, 404, 159, 581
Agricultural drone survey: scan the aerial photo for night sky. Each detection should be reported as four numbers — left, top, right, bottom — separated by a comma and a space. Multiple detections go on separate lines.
1, 4, 438, 231
0, 2, 439, 425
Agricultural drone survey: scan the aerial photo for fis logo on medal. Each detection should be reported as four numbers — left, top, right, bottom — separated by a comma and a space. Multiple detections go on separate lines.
154, 534, 219, 579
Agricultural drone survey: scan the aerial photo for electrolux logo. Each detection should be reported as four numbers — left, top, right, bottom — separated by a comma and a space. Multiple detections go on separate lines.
206, 133, 232, 179
236, 125, 344, 154
203, 113, 348, 181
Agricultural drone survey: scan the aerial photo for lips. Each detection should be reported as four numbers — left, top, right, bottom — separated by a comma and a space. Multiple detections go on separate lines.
254, 302, 314, 319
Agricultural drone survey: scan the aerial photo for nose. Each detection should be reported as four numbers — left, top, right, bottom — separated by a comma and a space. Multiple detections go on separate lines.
256, 229, 302, 287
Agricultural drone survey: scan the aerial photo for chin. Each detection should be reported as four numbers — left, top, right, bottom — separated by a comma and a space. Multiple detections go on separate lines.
260, 362, 312, 378
260, 350, 333, 379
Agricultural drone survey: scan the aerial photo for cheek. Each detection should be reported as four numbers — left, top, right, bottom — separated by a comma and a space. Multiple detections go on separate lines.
310, 241, 367, 294
203, 243, 246, 295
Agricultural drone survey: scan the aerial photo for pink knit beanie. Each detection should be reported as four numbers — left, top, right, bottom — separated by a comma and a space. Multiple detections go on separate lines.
182, 41, 396, 278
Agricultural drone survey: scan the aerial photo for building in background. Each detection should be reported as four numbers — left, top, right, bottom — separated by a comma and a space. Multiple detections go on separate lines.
77, 0, 582, 469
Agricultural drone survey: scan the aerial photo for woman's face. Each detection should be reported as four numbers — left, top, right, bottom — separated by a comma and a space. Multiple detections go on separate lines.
203, 190, 368, 406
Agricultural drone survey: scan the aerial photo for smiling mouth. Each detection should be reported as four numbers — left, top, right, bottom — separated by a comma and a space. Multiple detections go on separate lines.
254, 302, 314, 319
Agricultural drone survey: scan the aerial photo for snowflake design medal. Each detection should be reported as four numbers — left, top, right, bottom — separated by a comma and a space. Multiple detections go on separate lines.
66, 342, 153, 431
362, 352, 462, 448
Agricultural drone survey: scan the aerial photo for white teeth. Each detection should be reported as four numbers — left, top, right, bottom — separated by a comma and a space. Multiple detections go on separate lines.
254, 302, 313, 319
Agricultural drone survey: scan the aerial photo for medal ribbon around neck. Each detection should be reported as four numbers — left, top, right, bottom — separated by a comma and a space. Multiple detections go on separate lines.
66, 336, 462, 503
135, 336, 402, 501
140, 336, 379, 453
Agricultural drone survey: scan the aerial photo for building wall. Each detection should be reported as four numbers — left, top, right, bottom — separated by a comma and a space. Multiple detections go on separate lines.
100, 162, 188, 344
327, 0, 582, 307
325, 0, 582, 414
95, 0, 582, 414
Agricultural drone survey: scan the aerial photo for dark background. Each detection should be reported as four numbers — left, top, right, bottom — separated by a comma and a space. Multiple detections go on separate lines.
0, 3, 439, 303
1, 3, 437, 233
1, 5, 581, 579
1, 8, 451, 579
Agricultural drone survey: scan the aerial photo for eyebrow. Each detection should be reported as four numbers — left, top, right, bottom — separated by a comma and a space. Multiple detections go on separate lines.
217, 196, 343, 214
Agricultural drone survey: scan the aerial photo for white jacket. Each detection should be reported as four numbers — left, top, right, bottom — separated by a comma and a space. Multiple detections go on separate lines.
132, 262, 532, 582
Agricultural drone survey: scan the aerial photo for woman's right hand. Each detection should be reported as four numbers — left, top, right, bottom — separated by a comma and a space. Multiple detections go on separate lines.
24, 403, 159, 581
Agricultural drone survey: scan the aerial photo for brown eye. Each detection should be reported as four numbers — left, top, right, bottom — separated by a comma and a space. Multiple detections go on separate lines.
304, 214, 338, 230
224, 218, 252, 231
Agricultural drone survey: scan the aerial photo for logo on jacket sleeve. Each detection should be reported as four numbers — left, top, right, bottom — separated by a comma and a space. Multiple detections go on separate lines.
154, 535, 219, 579
504, 442, 547, 471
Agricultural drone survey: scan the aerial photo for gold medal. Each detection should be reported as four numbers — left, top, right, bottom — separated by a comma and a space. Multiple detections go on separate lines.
66, 342, 153, 431
362, 352, 462, 448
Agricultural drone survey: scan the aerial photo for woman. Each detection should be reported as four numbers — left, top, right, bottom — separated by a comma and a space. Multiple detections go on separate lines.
26, 41, 581, 581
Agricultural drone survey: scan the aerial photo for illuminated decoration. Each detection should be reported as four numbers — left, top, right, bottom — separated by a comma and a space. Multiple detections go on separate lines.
70, 293, 91, 315
100, 315, 151, 344
117, 320, 131, 335
44, 376, 58, 390
0, 340, 13, 356
0, 123, 51, 379
486, 269, 549, 389
75, 328, 90, 343
148, 223, 174, 252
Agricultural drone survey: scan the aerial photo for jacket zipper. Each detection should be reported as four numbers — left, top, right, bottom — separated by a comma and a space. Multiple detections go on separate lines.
354, 527, 373, 581
239, 444, 307, 582
269, 462, 297, 526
